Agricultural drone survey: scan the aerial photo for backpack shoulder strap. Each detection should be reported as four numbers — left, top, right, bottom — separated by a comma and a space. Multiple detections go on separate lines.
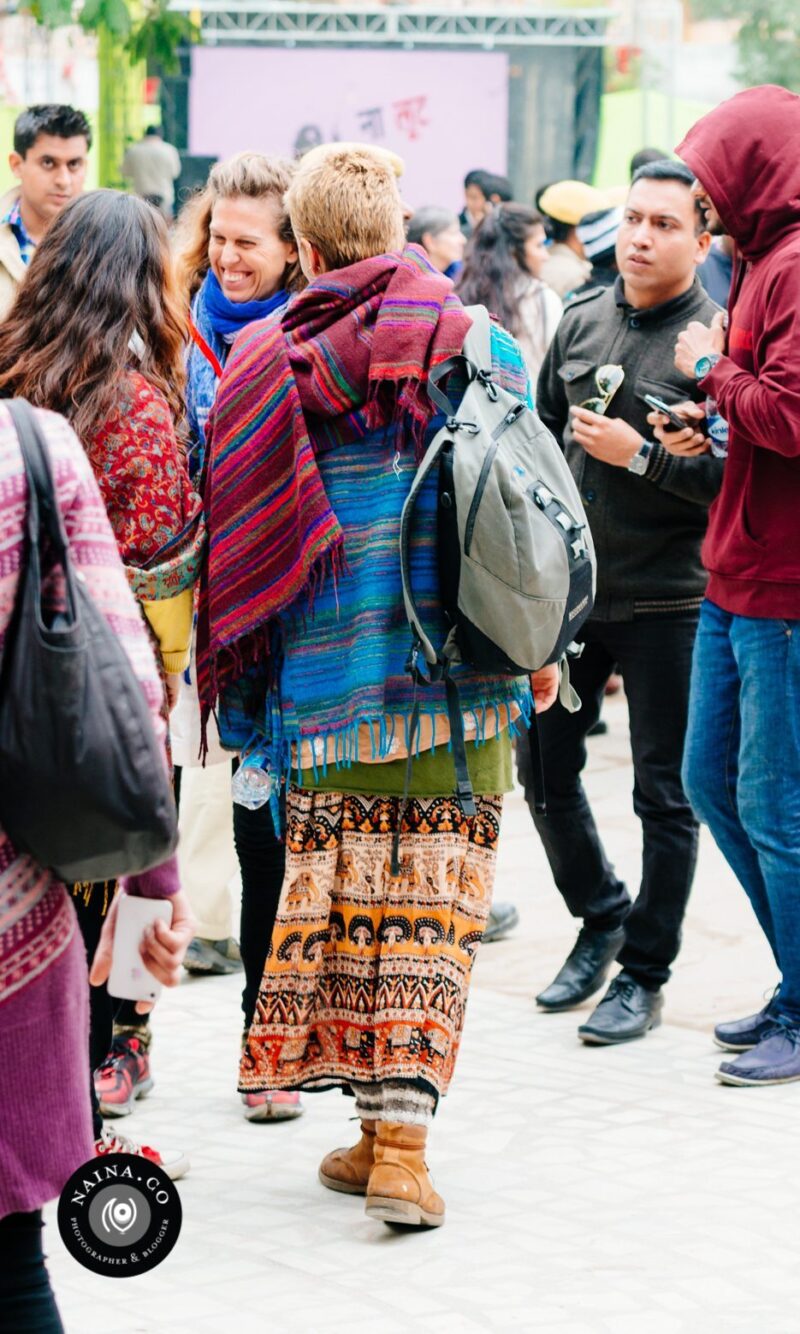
399, 430, 445, 669
404, 305, 495, 665
461, 304, 493, 374
426, 304, 493, 417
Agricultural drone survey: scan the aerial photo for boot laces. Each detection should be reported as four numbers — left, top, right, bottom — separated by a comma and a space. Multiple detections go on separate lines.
606, 975, 638, 1004
762, 1013, 800, 1043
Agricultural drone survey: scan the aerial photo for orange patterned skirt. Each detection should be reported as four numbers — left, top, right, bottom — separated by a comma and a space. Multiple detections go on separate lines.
239, 786, 502, 1102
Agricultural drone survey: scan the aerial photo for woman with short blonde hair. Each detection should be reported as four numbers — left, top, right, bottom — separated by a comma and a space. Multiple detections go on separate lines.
198, 144, 559, 1228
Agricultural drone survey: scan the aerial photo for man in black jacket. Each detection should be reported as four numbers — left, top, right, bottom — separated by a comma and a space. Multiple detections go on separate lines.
521, 160, 722, 1044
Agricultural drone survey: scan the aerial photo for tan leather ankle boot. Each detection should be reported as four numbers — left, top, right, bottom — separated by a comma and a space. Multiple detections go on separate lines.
318, 1120, 377, 1195
365, 1122, 445, 1228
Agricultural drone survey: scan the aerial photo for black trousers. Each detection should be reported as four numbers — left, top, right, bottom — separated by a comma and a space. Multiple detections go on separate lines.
0, 1212, 63, 1333
517, 614, 700, 989
233, 796, 286, 1030
176, 762, 287, 1028
73, 888, 117, 1139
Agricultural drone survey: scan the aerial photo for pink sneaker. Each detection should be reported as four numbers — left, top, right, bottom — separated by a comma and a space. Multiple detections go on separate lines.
94, 1034, 153, 1118
241, 1091, 305, 1123
95, 1127, 190, 1181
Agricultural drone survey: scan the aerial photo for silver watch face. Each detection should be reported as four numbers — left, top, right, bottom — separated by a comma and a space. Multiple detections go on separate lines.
628, 452, 648, 475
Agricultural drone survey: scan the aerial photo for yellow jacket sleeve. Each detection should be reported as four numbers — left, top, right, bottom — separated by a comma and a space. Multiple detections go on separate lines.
141, 588, 194, 673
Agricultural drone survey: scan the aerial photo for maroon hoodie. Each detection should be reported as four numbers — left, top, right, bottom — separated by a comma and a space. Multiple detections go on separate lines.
677, 85, 800, 618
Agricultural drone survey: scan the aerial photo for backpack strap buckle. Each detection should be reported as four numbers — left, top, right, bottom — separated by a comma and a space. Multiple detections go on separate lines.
476, 368, 499, 402
446, 416, 481, 436
406, 637, 445, 685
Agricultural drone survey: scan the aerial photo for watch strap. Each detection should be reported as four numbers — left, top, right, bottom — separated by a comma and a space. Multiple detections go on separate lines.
627, 437, 653, 474
695, 352, 721, 379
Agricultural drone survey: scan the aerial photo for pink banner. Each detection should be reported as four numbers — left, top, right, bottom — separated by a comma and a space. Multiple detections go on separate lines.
189, 46, 508, 211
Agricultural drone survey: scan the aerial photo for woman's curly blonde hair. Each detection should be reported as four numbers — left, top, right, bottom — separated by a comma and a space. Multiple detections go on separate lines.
173, 151, 304, 305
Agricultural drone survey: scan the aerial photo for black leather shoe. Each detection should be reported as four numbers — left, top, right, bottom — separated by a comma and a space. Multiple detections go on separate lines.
536, 925, 626, 1012
578, 972, 663, 1045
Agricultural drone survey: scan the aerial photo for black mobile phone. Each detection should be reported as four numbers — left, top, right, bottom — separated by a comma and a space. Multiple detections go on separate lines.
642, 393, 694, 433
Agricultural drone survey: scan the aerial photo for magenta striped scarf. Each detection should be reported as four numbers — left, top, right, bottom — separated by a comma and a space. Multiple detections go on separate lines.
196, 244, 470, 714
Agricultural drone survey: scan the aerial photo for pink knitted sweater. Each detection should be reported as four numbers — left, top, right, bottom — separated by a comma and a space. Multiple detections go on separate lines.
0, 404, 177, 1216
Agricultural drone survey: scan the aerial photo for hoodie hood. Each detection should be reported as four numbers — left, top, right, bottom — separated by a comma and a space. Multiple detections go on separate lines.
676, 85, 800, 260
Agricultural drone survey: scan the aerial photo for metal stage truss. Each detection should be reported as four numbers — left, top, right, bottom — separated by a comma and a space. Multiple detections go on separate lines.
166, 2, 612, 48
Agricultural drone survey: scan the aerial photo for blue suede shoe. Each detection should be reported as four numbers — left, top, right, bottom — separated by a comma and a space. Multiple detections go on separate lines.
713, 989, 780, 1052
716, 1018, 800, 1086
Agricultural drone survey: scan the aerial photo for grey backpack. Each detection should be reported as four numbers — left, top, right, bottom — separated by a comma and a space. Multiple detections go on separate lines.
399, 305, 596, 818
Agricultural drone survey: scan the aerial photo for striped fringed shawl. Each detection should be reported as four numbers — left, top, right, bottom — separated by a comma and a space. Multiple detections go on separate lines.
210, 316, 535, 786
196, 245, 472, 718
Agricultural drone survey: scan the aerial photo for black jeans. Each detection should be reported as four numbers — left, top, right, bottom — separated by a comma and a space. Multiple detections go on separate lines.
517, 614, 700, 989
0, 1212, 63, 1333
175, 762, 286, 1028
233, 795, 286, 1030
73, 888, 119, 1139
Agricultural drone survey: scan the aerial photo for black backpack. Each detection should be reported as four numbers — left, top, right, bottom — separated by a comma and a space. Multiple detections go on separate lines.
0, 399, 178, 882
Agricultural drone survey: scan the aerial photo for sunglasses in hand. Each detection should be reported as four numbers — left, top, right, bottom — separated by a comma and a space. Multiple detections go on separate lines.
578, 363, 625, 415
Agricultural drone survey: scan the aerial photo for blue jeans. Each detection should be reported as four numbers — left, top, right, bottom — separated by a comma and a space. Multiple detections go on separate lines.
683, 600, 800, 1021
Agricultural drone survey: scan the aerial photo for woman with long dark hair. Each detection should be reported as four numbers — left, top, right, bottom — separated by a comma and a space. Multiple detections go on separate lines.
0, 403, 192, 1333
457, 203, 563, 383
0, 189, 199, 1176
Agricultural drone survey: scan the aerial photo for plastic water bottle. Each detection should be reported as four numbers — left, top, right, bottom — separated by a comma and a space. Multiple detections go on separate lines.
705, 397, 729, 458
232, 741, 274, 811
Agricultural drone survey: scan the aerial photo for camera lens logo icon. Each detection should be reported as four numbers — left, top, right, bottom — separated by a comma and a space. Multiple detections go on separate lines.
101, 1196, 138, 1236
88, 1182, 151, 1248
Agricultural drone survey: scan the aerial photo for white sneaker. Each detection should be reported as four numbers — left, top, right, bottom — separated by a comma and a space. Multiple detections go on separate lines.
95, 1126, 190, 1181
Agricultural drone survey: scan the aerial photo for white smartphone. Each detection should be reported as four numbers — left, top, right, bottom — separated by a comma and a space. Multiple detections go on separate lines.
107, 895, 173, 1004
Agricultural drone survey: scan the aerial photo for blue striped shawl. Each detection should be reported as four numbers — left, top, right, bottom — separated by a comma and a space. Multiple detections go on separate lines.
216, 320, 535, 781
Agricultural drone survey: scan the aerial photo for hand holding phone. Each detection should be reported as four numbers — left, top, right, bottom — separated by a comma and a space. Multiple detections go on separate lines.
642, 393, 698, 431
89, 888, 193, 1014
107, 895, 173, 1003
644, 396, 709, 456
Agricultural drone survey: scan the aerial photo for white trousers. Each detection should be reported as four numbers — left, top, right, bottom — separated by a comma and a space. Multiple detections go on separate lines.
177, 760, 239, 941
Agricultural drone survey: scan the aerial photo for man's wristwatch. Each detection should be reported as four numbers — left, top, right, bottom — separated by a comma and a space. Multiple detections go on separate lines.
694, 352, 721, 380
627, 437, 654, 475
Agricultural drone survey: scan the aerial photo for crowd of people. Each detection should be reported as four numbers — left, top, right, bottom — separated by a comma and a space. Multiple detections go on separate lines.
0, 83, 798, 1329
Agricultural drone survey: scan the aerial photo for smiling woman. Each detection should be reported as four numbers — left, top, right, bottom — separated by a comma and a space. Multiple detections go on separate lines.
208, 195, 296, 304
174, 152, 303, 473
171, 157, 309, 1128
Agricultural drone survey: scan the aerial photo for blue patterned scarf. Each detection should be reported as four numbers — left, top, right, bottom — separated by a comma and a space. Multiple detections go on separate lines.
202, 271, 287, 340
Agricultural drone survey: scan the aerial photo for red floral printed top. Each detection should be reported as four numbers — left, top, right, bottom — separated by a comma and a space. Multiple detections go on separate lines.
86, 371, 194, 567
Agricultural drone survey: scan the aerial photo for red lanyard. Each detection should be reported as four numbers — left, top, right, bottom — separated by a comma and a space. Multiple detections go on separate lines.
188, 315, 224, 379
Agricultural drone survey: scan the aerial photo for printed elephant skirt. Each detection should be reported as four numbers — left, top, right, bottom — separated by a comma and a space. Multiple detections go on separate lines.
239, 786, 503, 1104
